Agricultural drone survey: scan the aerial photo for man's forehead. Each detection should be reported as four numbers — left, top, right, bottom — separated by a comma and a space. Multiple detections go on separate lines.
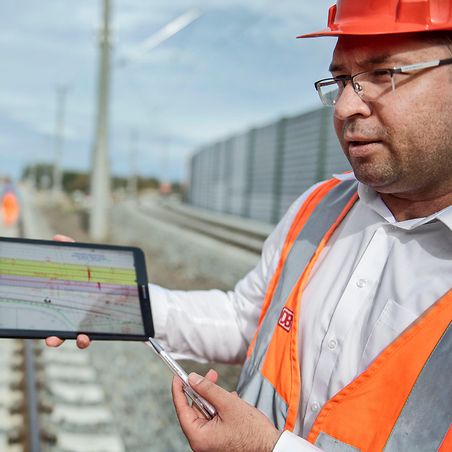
329, 34, 434, 72
329, 52, 395, 72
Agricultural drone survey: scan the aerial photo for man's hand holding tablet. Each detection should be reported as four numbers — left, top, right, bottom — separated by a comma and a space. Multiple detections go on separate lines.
0, 234, 153, 342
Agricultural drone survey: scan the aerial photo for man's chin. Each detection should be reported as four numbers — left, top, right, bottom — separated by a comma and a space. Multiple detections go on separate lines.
352, 168, 397, 193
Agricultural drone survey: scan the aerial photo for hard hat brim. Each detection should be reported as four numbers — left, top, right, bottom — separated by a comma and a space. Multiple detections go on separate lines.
298, 24, 452, 39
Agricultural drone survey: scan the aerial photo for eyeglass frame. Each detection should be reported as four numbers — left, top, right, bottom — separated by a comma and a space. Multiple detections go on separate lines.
314, 57, 452, 106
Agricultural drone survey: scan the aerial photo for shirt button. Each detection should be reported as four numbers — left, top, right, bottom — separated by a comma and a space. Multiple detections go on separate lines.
328, 339, 337, 350
311, 402, 320, 412
356, 278, 367, 288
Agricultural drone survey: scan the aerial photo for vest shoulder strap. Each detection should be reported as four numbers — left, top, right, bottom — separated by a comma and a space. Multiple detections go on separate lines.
238, 178, 359, 431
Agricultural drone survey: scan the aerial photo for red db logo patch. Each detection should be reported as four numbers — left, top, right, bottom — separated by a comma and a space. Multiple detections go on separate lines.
278, 307, 294, 332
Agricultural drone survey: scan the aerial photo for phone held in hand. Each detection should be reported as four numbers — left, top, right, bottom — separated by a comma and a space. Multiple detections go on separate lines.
146, 337, 217, 420
0, 237, 154, 341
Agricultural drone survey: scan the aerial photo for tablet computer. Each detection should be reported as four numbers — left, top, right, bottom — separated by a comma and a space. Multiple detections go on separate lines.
0, 237, 154, 341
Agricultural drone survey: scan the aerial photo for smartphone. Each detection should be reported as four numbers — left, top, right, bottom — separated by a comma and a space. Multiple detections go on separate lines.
0, 236, 153, 341
147, 338, 217, 420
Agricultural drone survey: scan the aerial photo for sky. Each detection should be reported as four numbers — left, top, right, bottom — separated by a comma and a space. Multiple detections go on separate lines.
0, 0, 337, 183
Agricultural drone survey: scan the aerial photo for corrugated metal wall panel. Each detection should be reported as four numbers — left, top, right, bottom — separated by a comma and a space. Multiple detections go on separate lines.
210, 142, 225, 212
187, 105, 351, 224
189, 149, 207, 208
275, 109, 322, 218
194, 153, 203, 206
248, 124, 278, 222
202, 146, 215, 209
228, 133, 249, 216
283, 113, 320, 186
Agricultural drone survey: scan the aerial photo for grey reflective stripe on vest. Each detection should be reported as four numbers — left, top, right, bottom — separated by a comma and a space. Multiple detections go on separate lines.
315, 432, 361, 451
237, 179, 358, 428
240, 371, 288, 430
384, 323, 452, 452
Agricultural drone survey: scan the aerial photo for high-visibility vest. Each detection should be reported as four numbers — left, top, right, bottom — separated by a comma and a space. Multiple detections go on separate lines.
2, 191, 19, 226
237, 178, 452, 451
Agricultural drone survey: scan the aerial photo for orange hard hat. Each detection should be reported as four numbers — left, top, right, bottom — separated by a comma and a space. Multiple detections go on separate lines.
298, 0, 452, 38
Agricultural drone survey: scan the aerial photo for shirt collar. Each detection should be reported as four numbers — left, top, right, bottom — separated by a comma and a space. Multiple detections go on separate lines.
436, 208, 452, 231
334, 173, 452, 232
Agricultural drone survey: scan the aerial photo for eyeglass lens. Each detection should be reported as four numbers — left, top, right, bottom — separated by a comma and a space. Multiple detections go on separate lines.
318, 70, 394, 106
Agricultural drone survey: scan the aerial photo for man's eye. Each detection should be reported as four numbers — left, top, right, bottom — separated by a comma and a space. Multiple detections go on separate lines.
369, 70, 392, 81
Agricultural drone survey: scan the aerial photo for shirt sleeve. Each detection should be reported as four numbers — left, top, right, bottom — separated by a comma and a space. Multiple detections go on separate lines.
149, 182, 324, 363
273, 431, 323, 451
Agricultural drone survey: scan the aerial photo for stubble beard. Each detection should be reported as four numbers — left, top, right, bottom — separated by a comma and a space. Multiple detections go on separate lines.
347, 152, 402, 193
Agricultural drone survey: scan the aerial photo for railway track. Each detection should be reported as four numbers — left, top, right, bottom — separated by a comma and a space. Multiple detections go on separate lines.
2, 189, 271, 451
139, 197, 273, 255
0, 329, 126, 452
0, 192, 126, 452
0, 339, 24, 452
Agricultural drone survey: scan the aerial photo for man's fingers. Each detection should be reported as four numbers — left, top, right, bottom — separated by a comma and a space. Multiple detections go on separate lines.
53, 234, 75, 242
76, 334, 91, 349
172, 375, 199, 425
188, 372, 230, 411
45, 334, 91, 349
173, 369, 218, 422
205, 368, 218, 383
45, 336, 64, 347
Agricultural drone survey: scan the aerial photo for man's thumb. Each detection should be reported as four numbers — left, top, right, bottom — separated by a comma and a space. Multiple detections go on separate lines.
188, 372, 228, 410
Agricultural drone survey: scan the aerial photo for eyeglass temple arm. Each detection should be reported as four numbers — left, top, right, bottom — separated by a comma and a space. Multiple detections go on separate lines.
395, 57, 452, 74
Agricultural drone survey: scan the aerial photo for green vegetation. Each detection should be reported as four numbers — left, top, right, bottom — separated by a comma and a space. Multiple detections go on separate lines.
21, 164, 166, 194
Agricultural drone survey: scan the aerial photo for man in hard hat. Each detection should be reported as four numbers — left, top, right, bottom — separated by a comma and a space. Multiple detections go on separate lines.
48, 1, 452, 450
167, 1, 452, 450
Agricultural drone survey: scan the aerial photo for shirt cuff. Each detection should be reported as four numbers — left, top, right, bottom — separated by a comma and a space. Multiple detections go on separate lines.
148, 283, 169, 340
273, 431, 322, 452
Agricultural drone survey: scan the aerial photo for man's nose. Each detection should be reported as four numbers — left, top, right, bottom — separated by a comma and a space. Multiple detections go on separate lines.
334, 82, 372, 121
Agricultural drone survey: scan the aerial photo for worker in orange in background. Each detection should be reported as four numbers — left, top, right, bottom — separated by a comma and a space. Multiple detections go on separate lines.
1, 188, 19, 227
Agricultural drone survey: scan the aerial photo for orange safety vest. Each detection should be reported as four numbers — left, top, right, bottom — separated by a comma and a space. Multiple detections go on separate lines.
236, 178, 452, 451
2, 191, 19, 226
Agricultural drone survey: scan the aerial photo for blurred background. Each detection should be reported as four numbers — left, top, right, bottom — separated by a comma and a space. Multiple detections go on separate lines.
0, 1, 351, 451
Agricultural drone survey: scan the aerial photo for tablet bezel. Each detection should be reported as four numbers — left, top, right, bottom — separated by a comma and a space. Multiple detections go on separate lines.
0, 236, 154, 341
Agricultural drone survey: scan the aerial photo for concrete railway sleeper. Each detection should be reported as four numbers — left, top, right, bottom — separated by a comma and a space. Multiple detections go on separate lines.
0, 338, 126, 452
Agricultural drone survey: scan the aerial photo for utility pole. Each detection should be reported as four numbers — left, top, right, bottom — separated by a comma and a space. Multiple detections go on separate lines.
127, 130, 139, 199
90, 0, 112, 240
88, 4, 201, 238
52, 85, 68, 201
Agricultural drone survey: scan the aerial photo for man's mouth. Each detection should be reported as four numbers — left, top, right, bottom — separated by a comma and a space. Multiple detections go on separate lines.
346, 138, 382, 157
349, 139, 379, 146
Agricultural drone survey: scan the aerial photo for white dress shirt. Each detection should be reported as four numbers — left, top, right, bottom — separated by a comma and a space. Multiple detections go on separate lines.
150, 173, 452, 451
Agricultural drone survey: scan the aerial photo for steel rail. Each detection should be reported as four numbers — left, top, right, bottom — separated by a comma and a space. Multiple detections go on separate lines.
140, 201, 271, 254
24, 340, 41, 452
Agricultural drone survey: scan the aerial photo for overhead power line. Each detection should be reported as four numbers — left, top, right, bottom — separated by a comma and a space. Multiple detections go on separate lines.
120, 9, 202, 65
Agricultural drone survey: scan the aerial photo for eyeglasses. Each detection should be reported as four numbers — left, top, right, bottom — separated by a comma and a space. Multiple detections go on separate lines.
315, 57, 452, 107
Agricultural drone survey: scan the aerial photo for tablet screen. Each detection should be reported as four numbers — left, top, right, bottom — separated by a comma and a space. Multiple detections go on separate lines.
0, 240, 147, 337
